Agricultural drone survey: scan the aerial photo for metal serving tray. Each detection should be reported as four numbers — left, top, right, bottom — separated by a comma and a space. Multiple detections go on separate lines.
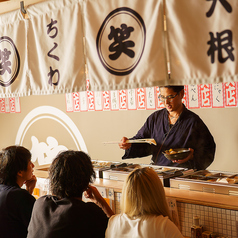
92, 160, 121, 178
102, 163, 137, 181
170, 170, 238, 196
102, 164, 188, 187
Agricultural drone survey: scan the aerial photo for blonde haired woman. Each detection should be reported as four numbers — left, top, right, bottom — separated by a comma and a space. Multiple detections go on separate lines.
105, 167, 183, 238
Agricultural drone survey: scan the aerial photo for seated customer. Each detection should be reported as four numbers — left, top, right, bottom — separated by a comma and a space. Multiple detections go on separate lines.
0, 145, 36, 238
27, 150, 114, 238
105, 167, 184, 238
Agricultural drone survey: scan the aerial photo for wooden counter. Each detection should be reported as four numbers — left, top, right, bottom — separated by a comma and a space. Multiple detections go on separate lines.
93, 178, 238, 211
34, 169, 237, 237
34, 168, 238, 211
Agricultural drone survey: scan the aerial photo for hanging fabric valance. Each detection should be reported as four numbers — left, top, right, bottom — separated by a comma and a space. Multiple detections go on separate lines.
166, 0, 238, 85
0, 0, 237, 97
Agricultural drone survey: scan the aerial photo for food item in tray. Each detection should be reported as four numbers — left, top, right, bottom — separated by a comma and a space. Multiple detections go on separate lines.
161, 167, 173, 172
112, 167, 130, 172
216, 178, 229, 183
193, 170, 210, 176
206, 178, 218, 182
92, 161, 112, 167
112, 164, 141, 172
127, 164, 140, 169
165, 149, 177, 155
110, 162, 128, 169
204, 172, 213, 177
226, 176, 238, 184
195, 170, 225, 178
211, 173, 227, 178
97, 162, 112, 167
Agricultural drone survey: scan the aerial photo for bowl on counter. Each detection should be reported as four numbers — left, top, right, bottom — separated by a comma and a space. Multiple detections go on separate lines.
163, 148, 190, 161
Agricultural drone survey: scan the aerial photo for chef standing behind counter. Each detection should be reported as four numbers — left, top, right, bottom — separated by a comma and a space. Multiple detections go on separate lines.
119, 85, 216, 171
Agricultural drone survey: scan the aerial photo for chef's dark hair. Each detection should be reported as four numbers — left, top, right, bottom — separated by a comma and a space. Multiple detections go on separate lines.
49, 150, 95, 198
0, 145, 31, 185
159, 85, 184, 93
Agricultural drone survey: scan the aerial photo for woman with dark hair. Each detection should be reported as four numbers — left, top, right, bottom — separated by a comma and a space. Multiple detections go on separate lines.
119, 85, 216, 170
0, 145, 36, 238
105, 167, 183, 238
27, 150, 114, 238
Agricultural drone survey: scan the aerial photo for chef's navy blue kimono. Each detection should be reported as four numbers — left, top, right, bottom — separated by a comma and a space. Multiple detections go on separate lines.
122, 105, 216, 170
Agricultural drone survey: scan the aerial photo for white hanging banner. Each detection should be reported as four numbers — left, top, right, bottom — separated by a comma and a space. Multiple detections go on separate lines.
1, 0, 238, 98
166, 0, 238, 85
0, 0, 86, 98
85, 0, 168, 91
0, 10, 28, 98
27, 0, 86, 95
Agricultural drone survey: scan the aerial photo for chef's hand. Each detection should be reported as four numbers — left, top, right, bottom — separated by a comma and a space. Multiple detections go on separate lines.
24, 175, 37, 195
119, 137, 131, 150
84, 185, 114, 217
172, 148, 194, 164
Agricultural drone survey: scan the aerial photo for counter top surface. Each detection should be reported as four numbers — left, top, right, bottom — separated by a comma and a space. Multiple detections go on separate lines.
93, 178, 238, 210
34, 168, 238, 210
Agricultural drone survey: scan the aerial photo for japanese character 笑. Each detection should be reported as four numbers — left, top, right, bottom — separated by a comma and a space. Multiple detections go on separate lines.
0, 48, 11, 75
108, 24, 135, 60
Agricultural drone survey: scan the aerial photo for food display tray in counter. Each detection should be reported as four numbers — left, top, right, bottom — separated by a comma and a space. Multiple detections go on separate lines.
102, 163, 139, 182
92, 160, 121, 178
102, 164, 189, 187
170, 170, 238, 196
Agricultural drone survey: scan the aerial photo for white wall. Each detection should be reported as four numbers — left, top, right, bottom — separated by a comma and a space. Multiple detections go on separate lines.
0, 93, 237, 173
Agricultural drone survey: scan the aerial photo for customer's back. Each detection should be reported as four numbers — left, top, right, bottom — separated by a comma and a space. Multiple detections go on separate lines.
105, 167, 184, 238
0, 146, 36, 238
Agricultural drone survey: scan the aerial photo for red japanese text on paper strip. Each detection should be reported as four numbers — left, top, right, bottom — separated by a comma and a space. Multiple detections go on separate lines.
137, 88, 146, 110
0, 98, 5, 113
155, 87, 164, 109
224, 82, 237, 107
9, 98, 16, 113
87, 91, 95, 111
72, 92, 80, 112
182, 86, 188, 107
119, 90, 127, 110
102, 91, 110, 111
200, 84, 212, 108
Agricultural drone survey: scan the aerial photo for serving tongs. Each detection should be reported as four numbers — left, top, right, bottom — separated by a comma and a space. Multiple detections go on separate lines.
103, 138, 157, 146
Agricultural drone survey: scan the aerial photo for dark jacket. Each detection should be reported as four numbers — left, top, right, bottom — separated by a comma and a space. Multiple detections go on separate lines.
123, 106, 216, 170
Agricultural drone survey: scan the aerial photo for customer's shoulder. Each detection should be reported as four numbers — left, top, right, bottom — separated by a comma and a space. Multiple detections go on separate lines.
34, 195, 57, 204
